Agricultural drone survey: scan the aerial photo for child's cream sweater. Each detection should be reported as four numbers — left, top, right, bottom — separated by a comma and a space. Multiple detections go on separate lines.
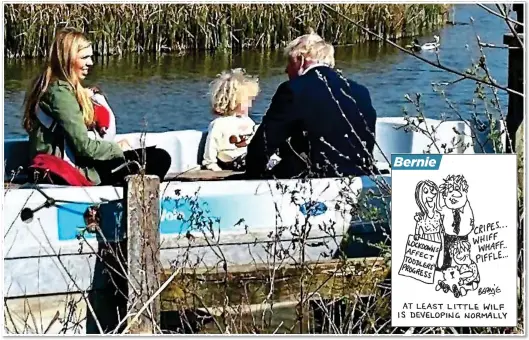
202, 115, 256, 171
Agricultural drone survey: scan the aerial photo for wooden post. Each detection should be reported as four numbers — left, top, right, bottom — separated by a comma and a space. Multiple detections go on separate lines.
504, 4, 524, 153
125, 174, 161, 334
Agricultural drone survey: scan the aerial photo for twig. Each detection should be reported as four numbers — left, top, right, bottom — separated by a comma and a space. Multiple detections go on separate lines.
476, 4, 524, 28
121, 267, 182, 334
495, 4, 524, 49
469, 17, 514, 151
321, 4, 523, 98
479, 41, 521, 49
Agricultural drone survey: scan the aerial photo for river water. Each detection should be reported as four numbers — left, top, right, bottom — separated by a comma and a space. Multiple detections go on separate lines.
4, 4, 511, 138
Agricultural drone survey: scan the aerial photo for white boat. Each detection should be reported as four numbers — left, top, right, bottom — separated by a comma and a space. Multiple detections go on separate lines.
3, 116, 505, 334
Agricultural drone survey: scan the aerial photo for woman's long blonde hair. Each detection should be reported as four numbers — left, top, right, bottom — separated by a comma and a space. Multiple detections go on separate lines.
22, 28, 94, 132
414, 180, 439, 217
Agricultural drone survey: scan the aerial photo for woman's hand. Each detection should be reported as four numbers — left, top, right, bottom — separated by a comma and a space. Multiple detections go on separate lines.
117, 139, 132, 151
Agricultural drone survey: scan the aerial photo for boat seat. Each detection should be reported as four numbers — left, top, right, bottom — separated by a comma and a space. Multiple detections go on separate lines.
373, 117, 473, 164
372, 117, 506, 163
4, 117, 507, 183
3, 131, 209, 184
115, 130, 208, 178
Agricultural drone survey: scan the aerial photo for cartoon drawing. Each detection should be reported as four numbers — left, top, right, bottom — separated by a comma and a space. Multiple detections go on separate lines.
436, 240, 480, 298
392, 154, 518, 328
413, 180, 444, 269
401, 174, 480, 298
435, 265, 466, 298
438, 175, 475, 270
451, 239, 480, 289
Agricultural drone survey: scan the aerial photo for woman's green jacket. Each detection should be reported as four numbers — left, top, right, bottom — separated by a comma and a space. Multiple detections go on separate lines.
28, 79, 124, 184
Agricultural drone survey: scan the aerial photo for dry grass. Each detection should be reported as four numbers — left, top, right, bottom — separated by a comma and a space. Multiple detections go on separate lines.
4, 4, 450, 58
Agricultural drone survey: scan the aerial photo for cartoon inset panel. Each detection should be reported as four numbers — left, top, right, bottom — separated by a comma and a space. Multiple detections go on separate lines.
391, 154, 517, 328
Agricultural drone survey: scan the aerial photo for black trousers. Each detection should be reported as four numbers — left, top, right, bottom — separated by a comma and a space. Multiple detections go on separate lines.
95, 147, 172, 186
217, 154, 246, 171
441, 233, 469, 270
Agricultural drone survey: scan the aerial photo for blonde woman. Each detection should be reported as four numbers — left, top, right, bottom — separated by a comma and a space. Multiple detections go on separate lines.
202, 68, 259, 171
413, 180, 443, 243
22, 28, 171, 186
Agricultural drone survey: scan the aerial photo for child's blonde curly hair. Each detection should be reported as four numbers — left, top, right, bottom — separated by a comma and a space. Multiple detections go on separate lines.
210, 68, 259, 116
449, 239, 471, 257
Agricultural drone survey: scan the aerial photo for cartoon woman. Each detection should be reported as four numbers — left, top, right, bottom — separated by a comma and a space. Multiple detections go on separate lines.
413, 180, 444, 268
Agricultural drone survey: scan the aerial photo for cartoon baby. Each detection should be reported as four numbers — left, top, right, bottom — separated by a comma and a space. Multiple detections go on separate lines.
451, 239, 480, 290
435, 239, 480, 298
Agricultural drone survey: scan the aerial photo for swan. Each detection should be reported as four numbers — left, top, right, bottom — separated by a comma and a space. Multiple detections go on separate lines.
406, 35, 440, 52
421, 35, 440, 50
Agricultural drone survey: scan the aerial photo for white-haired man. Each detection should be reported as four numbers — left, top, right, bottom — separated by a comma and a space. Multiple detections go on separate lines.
245, 32, 378, 179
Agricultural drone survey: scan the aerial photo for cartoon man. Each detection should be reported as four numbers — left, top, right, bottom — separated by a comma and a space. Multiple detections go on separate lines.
438, 175, 475, 270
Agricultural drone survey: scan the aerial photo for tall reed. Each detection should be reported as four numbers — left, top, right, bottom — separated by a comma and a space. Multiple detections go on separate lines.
4, 4, 450, 58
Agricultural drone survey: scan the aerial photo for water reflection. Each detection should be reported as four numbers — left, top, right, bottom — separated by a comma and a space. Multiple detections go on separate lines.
4, 5, 510, 138
4, 40, 408, 92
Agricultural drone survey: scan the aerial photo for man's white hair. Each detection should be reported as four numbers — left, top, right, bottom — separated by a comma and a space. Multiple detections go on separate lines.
283, 31, 335, 68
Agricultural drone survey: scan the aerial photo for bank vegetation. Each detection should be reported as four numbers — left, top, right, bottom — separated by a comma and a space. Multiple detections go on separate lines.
4, 3, 450, 58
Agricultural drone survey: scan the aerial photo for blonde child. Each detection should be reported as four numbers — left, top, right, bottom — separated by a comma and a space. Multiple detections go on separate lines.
202, 68, 259, 171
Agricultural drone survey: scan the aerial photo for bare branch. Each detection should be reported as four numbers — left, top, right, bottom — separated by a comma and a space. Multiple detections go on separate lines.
321, 4, 524, 98
479, 41, 521, 49
477, 3, 524, 27
495, 3, 524, 49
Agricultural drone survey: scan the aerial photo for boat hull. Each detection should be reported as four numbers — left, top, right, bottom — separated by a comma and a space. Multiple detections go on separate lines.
3, 116, 506, 333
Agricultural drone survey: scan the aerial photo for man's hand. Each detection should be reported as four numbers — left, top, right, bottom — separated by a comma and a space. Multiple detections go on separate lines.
235, 135, 249, 148
414, 234, 420, 241
230, 135, 249, 148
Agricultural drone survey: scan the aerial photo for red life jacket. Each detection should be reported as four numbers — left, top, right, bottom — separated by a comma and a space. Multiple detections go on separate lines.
30, 153, 94, 186
92, 95, 114, 137
94, 103, 110, 131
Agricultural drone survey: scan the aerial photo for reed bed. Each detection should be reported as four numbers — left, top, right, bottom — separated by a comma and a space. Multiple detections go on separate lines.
4, 4, 450, 58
